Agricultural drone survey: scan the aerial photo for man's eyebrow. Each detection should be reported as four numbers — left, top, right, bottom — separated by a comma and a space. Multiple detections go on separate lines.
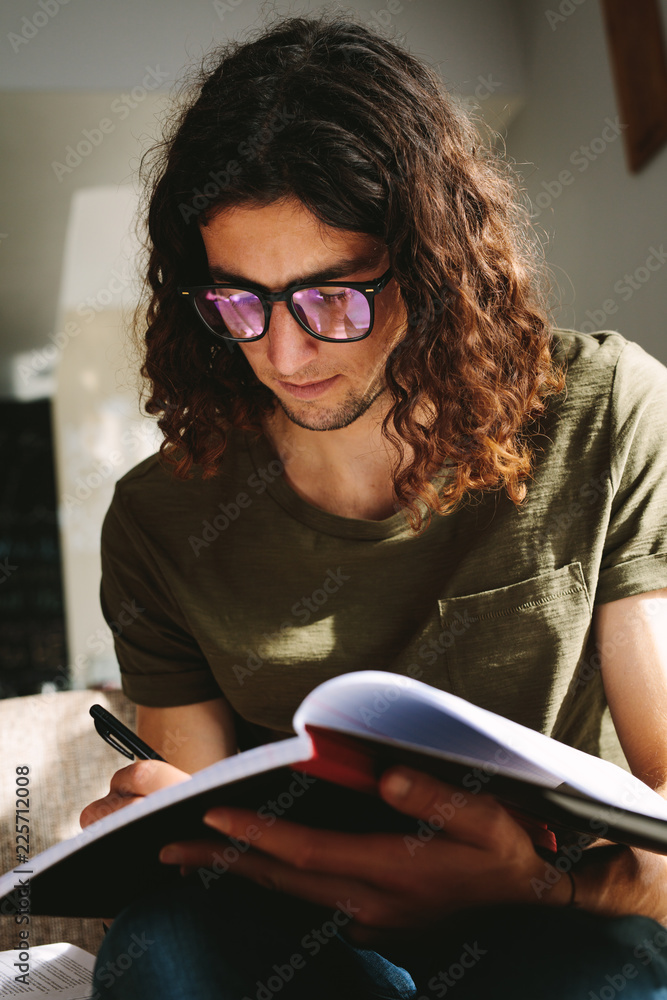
207, 252, 386, 291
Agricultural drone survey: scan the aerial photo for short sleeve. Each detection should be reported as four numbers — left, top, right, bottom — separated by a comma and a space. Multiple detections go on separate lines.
100, 485, 223, 707
596, 340, 667, 604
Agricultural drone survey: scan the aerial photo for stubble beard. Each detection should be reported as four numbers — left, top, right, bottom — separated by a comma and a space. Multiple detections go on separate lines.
274, 379, 387, 432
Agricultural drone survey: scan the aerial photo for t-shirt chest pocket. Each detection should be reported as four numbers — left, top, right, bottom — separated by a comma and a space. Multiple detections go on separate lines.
437, 561, 592, 735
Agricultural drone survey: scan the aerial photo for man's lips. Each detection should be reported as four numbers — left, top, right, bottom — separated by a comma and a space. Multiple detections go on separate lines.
283, 377, 329, 386
275, 374, 341, 399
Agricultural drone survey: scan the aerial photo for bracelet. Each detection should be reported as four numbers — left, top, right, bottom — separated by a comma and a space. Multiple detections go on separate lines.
565, 868, 578, 907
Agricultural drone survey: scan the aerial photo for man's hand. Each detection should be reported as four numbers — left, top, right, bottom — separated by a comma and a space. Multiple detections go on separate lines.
158, 765, 570, 947
79, 760, 190, 829
79, 760, 191, 928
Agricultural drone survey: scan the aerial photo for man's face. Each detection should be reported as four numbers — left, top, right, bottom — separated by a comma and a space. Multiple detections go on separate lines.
199, 198, 406, 432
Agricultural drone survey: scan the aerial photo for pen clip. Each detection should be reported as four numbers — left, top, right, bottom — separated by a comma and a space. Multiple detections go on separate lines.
93, 716, 135, 761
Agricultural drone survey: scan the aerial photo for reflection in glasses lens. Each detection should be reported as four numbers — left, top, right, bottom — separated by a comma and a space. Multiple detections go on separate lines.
294, 287, 369, 340
202, 289, 264, 339
195, 285, 372, 341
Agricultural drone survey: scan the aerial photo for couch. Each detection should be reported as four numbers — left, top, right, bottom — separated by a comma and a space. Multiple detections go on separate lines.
0, 688, 136, 955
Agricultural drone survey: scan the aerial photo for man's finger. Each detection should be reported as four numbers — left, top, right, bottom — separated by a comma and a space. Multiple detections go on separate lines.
109, 760, 189, 797
201, 846, 382, 926
159, 838, 230, 867
79, 794, 143, 828
159, 837, 380, 923
201, 808, 410, 882
379, 766, 519, 850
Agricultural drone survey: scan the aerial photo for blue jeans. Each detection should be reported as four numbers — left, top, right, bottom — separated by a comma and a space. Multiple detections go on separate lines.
93, 873, 667, 999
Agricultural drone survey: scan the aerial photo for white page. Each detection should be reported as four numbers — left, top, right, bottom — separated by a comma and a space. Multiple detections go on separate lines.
0, 943, 95, 998
294, 670, 667, 821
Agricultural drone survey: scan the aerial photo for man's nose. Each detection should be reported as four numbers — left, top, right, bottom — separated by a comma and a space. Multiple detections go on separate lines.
264, 302, 319, 376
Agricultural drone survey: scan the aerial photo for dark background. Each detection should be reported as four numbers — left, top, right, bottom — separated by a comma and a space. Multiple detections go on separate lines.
0, 400, 68, 696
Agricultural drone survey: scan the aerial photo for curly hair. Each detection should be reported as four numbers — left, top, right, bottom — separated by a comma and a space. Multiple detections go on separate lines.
135, 12, 566, 532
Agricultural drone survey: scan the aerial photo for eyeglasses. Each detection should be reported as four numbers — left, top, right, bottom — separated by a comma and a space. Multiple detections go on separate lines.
178, 267, 393, 343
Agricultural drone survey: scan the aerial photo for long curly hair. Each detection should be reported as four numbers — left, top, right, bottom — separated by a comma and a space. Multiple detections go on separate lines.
135, 13, 566, 531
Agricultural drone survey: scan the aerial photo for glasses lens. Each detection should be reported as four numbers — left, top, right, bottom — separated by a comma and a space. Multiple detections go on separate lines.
196, 288, 265, 340
293, 287, 371, 340
193, 285, 372, 341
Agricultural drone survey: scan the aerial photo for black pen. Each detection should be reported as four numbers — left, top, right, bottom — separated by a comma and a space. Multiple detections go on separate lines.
90, 704, 167, 762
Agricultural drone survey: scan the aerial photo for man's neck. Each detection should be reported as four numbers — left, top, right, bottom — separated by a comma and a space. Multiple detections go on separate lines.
262, 403, 406, 521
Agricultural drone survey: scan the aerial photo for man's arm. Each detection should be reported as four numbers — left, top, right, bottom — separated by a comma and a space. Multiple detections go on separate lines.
596, 587, 667, 791
136, 696, 238, 774
571, 586, 667, 923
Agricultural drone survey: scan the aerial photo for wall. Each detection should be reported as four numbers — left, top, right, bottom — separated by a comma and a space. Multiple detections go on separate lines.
0, 90, 170, 399
51, 186, 161, 688
506, 0, 667, 362
0, 0, 526, 395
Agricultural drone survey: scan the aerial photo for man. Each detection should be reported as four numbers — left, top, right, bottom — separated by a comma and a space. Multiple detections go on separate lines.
82, 14, 667, 998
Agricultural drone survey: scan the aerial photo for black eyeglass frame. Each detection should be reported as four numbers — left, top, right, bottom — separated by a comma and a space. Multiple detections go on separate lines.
178, 267, 393, 344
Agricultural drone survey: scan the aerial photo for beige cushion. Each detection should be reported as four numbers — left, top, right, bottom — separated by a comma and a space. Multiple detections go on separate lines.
0, 688, 135, 954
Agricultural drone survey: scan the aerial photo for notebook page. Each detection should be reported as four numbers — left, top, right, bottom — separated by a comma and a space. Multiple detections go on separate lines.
294, 671, 667, 821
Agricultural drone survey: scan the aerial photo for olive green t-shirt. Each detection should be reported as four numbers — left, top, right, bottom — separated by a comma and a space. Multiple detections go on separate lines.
100, 330, 667, 764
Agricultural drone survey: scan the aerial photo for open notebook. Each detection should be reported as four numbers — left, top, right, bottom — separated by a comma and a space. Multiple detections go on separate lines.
2, 670, 667, 917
